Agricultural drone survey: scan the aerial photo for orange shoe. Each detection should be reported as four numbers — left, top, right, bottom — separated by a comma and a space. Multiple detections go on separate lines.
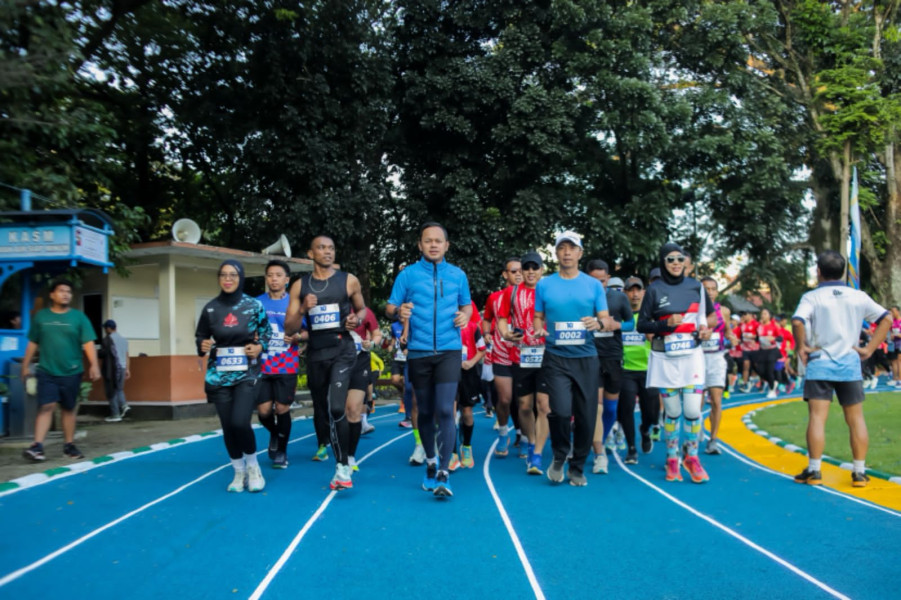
682, 455, 709, 483
665, 457, 683, 482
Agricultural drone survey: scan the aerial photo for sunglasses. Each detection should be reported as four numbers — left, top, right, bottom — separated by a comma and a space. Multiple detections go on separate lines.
665, 255, 685, 264
522, 263, 541, 271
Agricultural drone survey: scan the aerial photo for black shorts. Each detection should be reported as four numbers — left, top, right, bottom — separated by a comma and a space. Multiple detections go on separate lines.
458, 366, 482, 407
804, 379, 865, 407
408, 351, 462, 389
598, 357, 623, 395
391, 360, 407, 378
513, 363, 543, 398
256, 373, 298, 405
538, 352, 599, 408
36, 371, 82, 411
349, 351, 371, 392
493, 363, 513, 378
888, 349, 900, 360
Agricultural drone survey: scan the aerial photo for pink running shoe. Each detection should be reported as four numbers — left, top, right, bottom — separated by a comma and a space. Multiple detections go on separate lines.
665, 457, 683, 482
682, 455, 710, 483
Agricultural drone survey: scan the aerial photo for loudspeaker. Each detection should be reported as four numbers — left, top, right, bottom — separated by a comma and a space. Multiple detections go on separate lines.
172, 219, 202, 244
262, 234, 291, 258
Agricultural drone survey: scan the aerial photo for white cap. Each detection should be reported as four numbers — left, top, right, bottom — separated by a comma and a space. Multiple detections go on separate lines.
607, 277, 625, 289
554, 230, 583, 249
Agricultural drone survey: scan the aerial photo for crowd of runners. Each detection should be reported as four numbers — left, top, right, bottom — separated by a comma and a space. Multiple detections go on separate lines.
26, 221, 896, 499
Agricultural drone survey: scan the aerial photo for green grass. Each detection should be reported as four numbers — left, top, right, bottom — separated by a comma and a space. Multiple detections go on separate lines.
752, 393, 901, 476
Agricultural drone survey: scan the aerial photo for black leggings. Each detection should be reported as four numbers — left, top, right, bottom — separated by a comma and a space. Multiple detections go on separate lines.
618, 370, 660, 450
408, 351, 461, 472
208, 380, 258, 460
754, 348, 780, 389
307, 342, 357, 465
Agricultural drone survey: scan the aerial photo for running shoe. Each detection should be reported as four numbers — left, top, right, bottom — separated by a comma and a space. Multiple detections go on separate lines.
527, 452, 543, 475
268, 432, 278, 460
569, 469, 588, 487
398, 419, 413, 429
227, 469, 246, 493
604, 430, 616, 452
247, 465, 266, 492
766, 389, 778, 399
518, 437, 529, 459
649, 424, 662, 442
23, 443, 45, 461
624, 450, 638, 465
641, 432, 653, 454
461, 445, 475, 469
105, 415, 122, 423
615, 425, 626, 451
793, 468, 822, 485
63, 443, 84, 459
312, 444, 329, 461
422, 463, 438, 491
682, 455, 709, 483
851, 471, 870, 488
349, 457, 359, 472
493, 420, 500, 430
272, 452, 289, 469
705, 439, 722, 455
330, 464, 353, 490
741, 382, 752, 394
665, 457, 683, 482
434, 470, 453, 497
484, 407, 494, 418
495, 433, 510, 457
592, 453, 608, 474
449, 453, 462, 472
397, 403, 405, 413
786, 381, 797, 394
121, 405, 131, 418
362, 423, 375, 435
409, 444, 426, 466
547, 459, 565, 484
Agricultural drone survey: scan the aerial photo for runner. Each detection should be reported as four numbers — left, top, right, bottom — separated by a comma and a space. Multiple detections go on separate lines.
618, 276, 659, 462
638, 243, 716, 484
585, 262, 633, 472
256, 260, 304, 469
756, 308, 782, 398
889, 305, 901, 387
734, 311, 761, 392
533, 231, 613, 487
699, 276, 738, 455
195, 261, 270, 492
482, 257, 523, 457
792, 250, 891, 488
346, 306, 381, 470
386, 222, 472, 498
497, 250, 548, 475
388, 320, 414, 428
284, 235, 368, 491
456, 313, 488, 469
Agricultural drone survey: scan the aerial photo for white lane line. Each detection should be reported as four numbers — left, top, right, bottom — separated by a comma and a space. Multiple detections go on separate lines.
611, 452, 851, 600
481, 439, 546, 600
248, 431, 412, 600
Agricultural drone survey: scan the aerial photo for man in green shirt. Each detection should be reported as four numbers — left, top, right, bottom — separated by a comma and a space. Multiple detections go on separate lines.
21, 279, 100, 461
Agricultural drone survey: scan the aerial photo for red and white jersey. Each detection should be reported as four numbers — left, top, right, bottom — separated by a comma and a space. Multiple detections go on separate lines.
757, 321, 781, 350
497, 284, 546, 364
483, 288, 515, 366
778, 326, 795, 359
461, 321, 486, 362
735, 320, 760, 351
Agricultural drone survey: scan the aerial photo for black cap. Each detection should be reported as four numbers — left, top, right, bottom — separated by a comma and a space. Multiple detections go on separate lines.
649, 267, 661, 281
521, 251, 543, 268
624, 276, 644, 290
103, 319, 117, 329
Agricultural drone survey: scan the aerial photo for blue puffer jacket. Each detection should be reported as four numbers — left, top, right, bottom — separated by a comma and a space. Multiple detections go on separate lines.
388, 256, 471, 352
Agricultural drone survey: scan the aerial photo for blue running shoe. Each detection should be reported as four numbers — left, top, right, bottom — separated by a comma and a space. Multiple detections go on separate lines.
518, 437, 529, 459
434, 470, 453, 498
527, 452, 543, 475
495, 433, 509, 457
422, 463, 438, 491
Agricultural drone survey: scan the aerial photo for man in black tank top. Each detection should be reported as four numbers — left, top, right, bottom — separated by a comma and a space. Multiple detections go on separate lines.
285, 235, 368, 491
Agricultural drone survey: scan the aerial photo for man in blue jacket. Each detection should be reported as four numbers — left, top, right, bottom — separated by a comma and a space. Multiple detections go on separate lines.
387, 222, 472, 498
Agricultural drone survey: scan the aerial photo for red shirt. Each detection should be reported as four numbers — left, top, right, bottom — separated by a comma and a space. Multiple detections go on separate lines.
736, 320, 760, 351
483, 288, 515, 366
353, 307, 380, 340
497, 284, 546, 364
757, 321, 781, 350
461, 321, 486, 362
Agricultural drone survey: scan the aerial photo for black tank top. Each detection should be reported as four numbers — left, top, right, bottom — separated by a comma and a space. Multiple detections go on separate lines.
300, 271, 351, 351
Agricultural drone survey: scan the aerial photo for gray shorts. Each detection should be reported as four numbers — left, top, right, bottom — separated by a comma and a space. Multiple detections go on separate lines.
803, 380, 865, 407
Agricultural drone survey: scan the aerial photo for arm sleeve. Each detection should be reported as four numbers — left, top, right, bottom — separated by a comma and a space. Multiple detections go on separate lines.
255, 302, 271, 353
637, 288, 671, 335
497, 287, 513, 319
195, 306, 212, 356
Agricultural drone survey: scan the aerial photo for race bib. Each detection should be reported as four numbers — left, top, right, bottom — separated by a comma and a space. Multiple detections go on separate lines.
309, 303, 341, 331
593, 330, 614, 338
520, 346, 545, 368
892, 327, 900, 338
663, 333, 697, 356
742, 332, 756, 342
216, 346, 248, 372
350, 330, 364, 353
759, 335, 776, 350
622, 332, 645, 346
268, 323, 287, 353
701, 332, 721, 353
554, 321, 587, 346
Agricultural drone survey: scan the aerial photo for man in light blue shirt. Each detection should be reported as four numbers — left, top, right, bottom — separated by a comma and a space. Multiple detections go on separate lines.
791, 250, 890, 488
533, 231, 613, 486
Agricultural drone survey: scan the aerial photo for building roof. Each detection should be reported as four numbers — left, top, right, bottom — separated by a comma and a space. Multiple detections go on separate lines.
127, 241, 314, 271
723, 293, 760, 313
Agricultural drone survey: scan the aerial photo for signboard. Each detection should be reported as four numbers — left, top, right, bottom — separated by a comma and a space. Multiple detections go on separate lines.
0, 218, 112, 267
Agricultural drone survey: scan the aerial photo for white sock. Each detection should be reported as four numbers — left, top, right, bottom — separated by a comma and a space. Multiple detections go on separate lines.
231, 458, 245, 472
499, 425, 509, 436
852, 459, 865, 473
348, 456, 357, 467
426, 456, 437, 466
244, 453, 259, 468
808, 458, 822, 471
361, 413, 369, 427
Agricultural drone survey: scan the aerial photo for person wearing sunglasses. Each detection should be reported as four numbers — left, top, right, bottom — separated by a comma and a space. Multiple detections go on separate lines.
196, 260, 271, 493
637, 243, 717, 484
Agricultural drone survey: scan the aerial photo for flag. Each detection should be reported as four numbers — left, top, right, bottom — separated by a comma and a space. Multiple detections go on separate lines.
849, 166, 861, 289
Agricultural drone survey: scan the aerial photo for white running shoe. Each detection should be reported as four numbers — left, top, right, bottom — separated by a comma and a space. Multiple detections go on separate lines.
246, 465, 266, 492
409, 444, 426, 466
227, 469, 246, 493
766, 389, 778, 399
592, 453, 609, 474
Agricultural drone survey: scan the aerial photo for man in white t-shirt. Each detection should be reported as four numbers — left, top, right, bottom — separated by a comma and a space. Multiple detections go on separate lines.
791, 251, 890, 488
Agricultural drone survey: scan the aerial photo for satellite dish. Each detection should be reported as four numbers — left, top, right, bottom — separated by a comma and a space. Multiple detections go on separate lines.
262, 234, 291, 258
172, 219, 201, 244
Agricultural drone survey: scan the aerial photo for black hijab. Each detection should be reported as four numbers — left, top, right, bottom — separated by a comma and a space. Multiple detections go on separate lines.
217, 259, 245, 304
658, 242, 685, 286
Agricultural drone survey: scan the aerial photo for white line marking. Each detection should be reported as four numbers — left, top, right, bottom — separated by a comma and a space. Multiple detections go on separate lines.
481, 439, 546, 600
248, 431, 411, 600
611, 452, 852, 599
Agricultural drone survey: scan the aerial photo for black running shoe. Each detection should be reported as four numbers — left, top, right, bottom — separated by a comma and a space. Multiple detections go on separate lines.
851, 471, 870, 488
63, 443, 84, 459
272, 452, 288, 469
624, 450, 639, 465
641, 433, 652, 454
23, 443, 46, 461
793, 468, 822, 485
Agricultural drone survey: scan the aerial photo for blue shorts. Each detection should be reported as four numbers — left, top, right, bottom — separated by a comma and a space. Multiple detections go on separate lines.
37, 371, 82, 411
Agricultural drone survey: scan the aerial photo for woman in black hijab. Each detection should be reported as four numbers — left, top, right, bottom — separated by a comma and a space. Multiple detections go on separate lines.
196, 260, 270, 493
